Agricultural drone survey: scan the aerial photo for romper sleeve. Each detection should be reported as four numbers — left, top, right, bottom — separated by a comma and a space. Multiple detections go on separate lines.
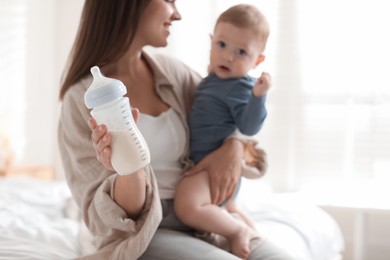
225, 80, 267, 136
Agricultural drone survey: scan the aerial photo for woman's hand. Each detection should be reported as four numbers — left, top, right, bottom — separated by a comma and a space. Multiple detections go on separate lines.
184, 138, 244, 205
88, 118, 114, 171
88, 108, 140, 171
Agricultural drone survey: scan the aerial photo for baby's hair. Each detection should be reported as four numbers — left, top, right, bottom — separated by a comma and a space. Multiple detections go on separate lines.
216, 4, 270, 52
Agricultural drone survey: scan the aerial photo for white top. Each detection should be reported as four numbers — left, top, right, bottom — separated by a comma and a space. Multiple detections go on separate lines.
137, 108, 186, 199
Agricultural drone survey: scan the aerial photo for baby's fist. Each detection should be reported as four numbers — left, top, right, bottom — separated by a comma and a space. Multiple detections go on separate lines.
253, 72, 272, 97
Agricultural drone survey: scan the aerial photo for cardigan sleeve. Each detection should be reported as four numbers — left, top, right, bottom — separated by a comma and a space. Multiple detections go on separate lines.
57, 78, 161, 259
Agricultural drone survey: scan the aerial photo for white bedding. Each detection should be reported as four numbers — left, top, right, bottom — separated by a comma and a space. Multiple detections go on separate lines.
0, 177, 344, 260
0, 178, 80, 260
237, 179, 345, 260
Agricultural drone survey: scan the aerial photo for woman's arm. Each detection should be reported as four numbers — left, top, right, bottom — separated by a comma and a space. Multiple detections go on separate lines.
88, 108, 146, 219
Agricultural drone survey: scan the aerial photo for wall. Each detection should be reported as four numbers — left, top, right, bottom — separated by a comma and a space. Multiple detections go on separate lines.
321, 206, 390, 260
53, 0, 84, 178
23, 1, 57, 166
18, 0, 83, 178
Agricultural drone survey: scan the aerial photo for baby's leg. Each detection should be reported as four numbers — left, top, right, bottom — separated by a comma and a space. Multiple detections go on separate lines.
174, 170, 219, 230
225, 201, 257, 231
174, 171, 256, 259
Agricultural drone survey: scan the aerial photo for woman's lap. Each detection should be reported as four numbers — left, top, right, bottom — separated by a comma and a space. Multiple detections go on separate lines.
139, 228, 295, 260
248, 238, 295, 260
139, 199, 295, 260
139, 229, 240, 260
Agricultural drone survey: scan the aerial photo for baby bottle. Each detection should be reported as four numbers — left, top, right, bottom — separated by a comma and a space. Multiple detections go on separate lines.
84, 66, 151, 175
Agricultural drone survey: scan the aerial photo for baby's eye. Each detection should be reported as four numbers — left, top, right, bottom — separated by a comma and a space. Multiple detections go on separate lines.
217, 41, 226, 48
165, 0, 175, 3
237, 49, 247, 56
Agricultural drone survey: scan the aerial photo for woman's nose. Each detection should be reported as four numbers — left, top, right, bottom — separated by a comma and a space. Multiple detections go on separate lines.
172, 6, 182, 21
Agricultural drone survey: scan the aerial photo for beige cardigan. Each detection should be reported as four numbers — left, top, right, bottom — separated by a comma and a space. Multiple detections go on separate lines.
58, 49, 201, 259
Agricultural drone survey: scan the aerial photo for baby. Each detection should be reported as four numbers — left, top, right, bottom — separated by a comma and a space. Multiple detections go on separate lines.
174, 4, 271, 259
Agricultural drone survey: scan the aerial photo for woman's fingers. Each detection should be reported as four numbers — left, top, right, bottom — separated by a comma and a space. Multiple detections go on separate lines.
132, 108, 139, 123
88, 117, 114, 170
88, 106, 139, 171
100, 147, 113, 168
94, 127, 109, 150
211, 176, 236, 205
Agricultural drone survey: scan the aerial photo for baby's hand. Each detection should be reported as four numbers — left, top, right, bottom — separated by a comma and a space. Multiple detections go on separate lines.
253, 72, 272, 97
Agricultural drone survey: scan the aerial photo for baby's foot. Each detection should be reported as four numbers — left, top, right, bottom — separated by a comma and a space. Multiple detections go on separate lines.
230, 225, 257, 259
244, 141, 267, 175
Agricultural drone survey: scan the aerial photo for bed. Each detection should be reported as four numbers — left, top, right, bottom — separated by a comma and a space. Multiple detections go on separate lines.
0, 176, 344, 260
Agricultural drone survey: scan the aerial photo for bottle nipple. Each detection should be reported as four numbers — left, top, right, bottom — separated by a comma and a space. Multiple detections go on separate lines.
91, 66, 107, 87
90, 66, 100, 77
84, 66, 127, 109
90, 66, 109, 89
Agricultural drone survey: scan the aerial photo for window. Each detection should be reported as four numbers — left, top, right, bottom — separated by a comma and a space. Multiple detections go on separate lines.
0, 0, 59, 167
289, 0, 390, 189
0, 0, 27, 162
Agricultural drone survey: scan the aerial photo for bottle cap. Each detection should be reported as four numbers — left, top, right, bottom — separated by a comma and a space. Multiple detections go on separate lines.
84, 66, 127, 109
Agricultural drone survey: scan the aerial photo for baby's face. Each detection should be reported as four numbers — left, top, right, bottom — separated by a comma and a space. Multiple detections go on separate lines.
209, 22, 263, 79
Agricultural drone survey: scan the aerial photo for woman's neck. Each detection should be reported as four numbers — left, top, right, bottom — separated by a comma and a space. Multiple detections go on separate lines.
100, 48, 169, 116
103, 48, 144, 79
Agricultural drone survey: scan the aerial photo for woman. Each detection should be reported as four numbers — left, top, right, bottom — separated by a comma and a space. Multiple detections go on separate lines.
58, 0, 294, 259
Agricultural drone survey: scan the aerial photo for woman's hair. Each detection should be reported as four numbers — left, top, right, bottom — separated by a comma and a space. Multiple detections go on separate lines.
59, 0, 151, 100
216, 4, 270, 52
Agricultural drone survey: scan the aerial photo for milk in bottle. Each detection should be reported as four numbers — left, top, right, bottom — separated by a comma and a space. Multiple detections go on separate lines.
84, 66, 151, 175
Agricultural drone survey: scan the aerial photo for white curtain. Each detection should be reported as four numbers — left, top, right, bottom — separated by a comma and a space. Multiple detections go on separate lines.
165, 0, 390, 194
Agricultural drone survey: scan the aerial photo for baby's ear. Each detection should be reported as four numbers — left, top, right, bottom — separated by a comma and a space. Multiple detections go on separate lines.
255, 55, 265, 67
